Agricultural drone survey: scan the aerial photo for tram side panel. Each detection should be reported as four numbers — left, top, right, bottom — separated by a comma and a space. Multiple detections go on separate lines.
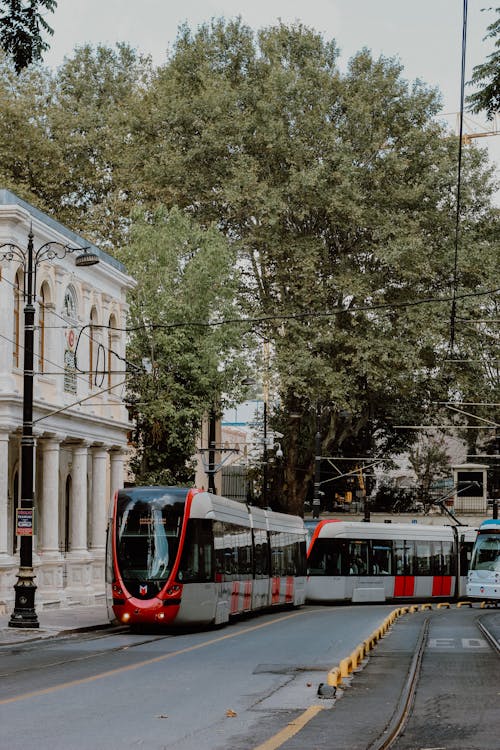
306, 521, 471, 603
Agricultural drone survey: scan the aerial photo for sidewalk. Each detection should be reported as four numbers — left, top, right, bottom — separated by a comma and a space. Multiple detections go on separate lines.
0, 601, 114, 646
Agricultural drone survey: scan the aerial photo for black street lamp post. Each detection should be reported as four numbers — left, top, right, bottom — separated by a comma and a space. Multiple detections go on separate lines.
0, 228, 98, 628
262, 401, 268, 506
207, 407, 217, 493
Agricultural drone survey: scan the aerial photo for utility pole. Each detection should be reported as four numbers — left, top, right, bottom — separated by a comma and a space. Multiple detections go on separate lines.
313, 404, 321, 519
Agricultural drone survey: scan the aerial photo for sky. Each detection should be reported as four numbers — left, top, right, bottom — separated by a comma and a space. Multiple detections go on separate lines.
42, 0, 499, 185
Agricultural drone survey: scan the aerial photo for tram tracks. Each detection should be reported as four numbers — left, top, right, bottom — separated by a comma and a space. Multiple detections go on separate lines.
0, 629, 174, 679
366, 612, 499, 750
367, 617, 429, 750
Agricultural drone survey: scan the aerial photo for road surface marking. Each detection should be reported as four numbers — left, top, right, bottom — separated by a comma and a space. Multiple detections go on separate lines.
0, 609, 321, 705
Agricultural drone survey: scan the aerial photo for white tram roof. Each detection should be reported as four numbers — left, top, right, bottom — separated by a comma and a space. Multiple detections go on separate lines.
192, 491, 252, 526
190, 491, 305, 535
478, 519, 500, 532
314, 520, 475, 541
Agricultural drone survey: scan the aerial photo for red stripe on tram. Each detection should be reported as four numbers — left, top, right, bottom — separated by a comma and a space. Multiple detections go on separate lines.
231, 581, 240, 614
272, 576, 281, 604
243, 580, 252, 610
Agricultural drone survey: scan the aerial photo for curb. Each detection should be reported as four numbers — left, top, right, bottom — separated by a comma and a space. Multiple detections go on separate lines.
324, 600, 479, 689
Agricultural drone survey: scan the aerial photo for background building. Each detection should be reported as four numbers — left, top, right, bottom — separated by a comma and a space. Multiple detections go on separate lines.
0, 190, 135, 612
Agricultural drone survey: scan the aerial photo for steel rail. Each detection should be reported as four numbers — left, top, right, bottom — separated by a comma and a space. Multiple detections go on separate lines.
367, 617, 430, 750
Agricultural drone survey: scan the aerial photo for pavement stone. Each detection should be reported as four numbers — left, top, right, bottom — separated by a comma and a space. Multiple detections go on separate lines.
0, 601, 113, 645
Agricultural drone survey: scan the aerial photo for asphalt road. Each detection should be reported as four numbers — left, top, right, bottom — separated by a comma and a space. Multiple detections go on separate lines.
0, 604, 498, 750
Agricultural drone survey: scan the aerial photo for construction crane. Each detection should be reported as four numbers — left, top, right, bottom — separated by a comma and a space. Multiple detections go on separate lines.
457, 113, 500, 145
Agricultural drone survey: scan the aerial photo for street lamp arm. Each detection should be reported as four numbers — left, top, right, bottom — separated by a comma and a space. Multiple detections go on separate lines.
0, 243, 27, 266
34, 240, 91, 266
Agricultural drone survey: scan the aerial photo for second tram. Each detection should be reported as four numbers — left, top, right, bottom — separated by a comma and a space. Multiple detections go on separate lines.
107, 486, 307, 628
466, 519, 500, 601
306, 520, 477, 603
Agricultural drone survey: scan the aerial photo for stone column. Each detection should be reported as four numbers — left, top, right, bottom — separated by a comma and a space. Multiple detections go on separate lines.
0, 430, 10, 558
40, 437, 61, 558
90, 447, 108, 553
109, 449, 125, 496
70, 443, 89, 555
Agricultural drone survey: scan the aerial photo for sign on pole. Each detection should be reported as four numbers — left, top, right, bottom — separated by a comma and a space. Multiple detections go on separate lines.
16, 508, 34, 536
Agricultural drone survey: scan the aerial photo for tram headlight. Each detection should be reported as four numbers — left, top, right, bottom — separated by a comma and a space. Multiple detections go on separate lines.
156, 612, 165, 621
121, 612, 131, 623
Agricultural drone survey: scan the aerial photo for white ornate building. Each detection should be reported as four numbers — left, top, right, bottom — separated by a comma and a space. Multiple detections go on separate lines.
0, 190, 135, 611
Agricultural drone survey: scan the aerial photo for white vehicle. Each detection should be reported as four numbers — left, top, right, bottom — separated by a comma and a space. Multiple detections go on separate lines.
466, 519, 500, 601
306, 520, 477, 603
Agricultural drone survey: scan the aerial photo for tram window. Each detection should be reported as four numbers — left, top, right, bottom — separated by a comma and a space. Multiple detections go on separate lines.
442, 541, 454, 574
348, 540, 369, 575
415, 541, 432, 575
394, 540, 415, 575
237, 528, 253, 577
471, 535, 500, 571
226, 524, 241, 578
430, 541, 455, 575
253, 528, 269, 577
308, 539, 345, 576
177, 519, 214, 583
213, 521, 225, 581
270, 531, 291, 576
371, 542, 392, 575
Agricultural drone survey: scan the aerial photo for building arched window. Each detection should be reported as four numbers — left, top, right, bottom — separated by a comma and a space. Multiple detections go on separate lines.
63, 286, 77, 319
63, 286, 78, 394
13, 269, 23, 368
38, 282, 50, 374
89, 307, 98, 389
107, 313, 118, 390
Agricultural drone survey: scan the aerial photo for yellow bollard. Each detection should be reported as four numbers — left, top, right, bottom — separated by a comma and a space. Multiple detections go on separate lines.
436, 602, 450, 609
327, 667, 342, 687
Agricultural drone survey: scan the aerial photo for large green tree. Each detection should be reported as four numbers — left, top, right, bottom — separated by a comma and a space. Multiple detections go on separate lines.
128, 20, 498, 513
0, 22, 496, 511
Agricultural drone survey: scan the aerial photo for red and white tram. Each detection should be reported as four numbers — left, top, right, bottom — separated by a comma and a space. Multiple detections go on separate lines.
306, 520, 477, 603
107, 486, 307, 628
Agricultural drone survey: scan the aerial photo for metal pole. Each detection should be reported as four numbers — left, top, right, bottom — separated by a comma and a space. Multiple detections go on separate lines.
313, 405, 321, 519
9, 229, 39, 628
207, 408, 216, 493
262, 401, 268, 507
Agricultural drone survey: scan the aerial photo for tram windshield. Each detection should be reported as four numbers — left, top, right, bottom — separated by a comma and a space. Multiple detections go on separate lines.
470, 533, 500, 572
115, 487, 188, 597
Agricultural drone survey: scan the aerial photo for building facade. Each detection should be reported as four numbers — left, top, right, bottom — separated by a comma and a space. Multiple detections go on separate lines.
0, 190, 135, 612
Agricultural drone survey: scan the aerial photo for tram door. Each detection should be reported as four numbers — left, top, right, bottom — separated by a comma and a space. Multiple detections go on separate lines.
393, 539, 415, 596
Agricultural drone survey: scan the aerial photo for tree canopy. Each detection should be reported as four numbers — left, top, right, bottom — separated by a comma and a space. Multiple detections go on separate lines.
0, 20, 497, 511
468, 6, 500, 119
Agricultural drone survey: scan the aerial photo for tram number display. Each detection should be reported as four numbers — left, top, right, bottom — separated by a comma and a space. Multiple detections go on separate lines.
16, 508, 34, 536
